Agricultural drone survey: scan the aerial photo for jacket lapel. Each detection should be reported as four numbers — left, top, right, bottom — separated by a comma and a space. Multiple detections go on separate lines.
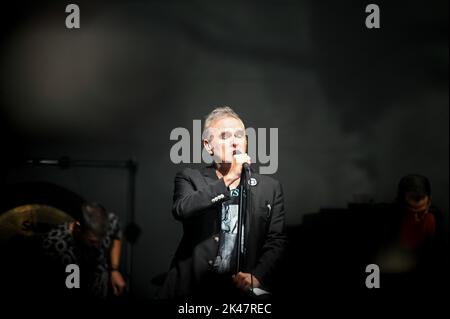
201, 164, 218, 184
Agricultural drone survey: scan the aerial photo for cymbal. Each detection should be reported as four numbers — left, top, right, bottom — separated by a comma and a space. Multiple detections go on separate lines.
0, 204, 74, 243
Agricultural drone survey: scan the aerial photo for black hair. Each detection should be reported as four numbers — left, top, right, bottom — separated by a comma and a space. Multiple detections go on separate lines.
396, 174, 431, 204
79, 202, 108, 238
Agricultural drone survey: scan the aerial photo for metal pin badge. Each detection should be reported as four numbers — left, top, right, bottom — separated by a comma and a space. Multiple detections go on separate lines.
248, 178, 258, 186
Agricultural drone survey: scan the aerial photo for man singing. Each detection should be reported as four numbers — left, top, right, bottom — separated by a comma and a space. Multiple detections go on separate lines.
160, 106, 287, 299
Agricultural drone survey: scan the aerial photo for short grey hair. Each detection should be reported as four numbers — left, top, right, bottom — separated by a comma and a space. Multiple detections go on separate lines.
203, 106, 243, 139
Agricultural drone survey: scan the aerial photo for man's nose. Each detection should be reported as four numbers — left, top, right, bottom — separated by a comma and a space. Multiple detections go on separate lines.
231, 136, 239, 148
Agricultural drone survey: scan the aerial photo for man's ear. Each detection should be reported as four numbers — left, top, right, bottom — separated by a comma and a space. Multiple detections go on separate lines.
71, 221, 81, 234
203, 139, 213, 155
245, 135, 249, 153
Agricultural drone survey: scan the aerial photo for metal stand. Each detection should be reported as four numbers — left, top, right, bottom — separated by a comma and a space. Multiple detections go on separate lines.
235, 166, 251, 273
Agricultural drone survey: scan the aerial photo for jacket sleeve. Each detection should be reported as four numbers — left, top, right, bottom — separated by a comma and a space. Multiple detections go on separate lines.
172, 168, 229, 220
252, 180, 287, 285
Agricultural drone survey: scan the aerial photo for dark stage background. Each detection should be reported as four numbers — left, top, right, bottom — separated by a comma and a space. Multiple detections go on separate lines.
0, 0, 448, 303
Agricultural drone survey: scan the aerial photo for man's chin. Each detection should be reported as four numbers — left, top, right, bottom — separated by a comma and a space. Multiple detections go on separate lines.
214, 160, 232, 165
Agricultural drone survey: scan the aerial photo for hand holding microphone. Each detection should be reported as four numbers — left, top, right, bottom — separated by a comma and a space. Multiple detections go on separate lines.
223, 150, 251, 187
234, 150, 251, 173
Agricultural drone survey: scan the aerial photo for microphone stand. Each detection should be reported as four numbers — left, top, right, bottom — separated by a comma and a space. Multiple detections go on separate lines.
235, 165, 250, 274
234, 165, 271, 298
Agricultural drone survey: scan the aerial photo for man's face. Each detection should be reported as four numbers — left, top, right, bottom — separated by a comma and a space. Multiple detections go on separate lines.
79, 229, 101, 248
203, 116, 246, 164
404, 194, 430, 216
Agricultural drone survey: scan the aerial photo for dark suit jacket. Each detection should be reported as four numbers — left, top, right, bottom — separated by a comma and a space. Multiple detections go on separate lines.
159, 165, 287, 298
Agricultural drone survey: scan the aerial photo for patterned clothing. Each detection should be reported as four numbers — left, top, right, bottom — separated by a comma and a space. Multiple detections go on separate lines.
214, 188, 242, 274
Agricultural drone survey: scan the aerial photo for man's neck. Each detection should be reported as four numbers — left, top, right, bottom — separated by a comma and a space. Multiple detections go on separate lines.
215, 162, 231, 178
